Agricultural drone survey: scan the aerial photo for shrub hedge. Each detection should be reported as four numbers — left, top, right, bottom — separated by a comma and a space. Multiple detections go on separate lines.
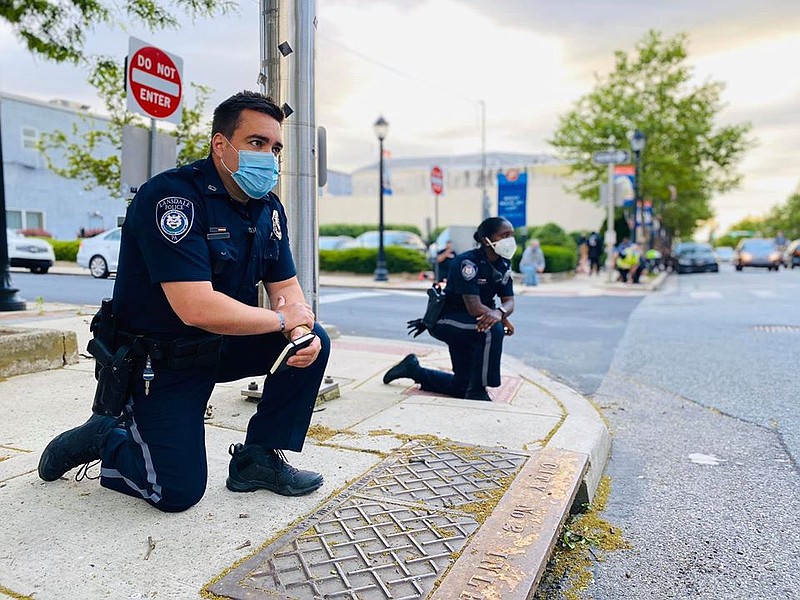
320, 247, 429, 274
47, 239, 80, 262
320, 223, 423, 238
510, 243, 577, 273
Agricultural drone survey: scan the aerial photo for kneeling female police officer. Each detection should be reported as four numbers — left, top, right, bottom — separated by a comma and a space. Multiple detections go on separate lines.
383, 217, 516, 401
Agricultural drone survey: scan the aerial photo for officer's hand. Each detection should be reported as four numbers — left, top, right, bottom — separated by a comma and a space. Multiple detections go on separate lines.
286, 327, 321, 368
475, 309, 502, 332
502, 317, 514, 336
275, 296, 315, 331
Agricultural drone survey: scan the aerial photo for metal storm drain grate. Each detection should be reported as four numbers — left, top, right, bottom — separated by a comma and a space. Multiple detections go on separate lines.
208, 442, 529, 600
361, 443, 528, 508
752, 324, 800, 333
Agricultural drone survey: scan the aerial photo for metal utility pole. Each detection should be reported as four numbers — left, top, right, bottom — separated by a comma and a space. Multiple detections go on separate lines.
480, 99, 490, 220
260, 0, 319, 313
0, 103, 27, 311
592, 149, 629, 283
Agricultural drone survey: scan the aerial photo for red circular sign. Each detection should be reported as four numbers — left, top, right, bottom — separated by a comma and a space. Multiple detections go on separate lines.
430, 166, 444, 195
129, 46, 182, 119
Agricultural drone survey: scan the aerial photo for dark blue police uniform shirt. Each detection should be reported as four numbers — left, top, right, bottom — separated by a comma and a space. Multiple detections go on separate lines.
113, 156, 296, 338
444, 247, 514, 310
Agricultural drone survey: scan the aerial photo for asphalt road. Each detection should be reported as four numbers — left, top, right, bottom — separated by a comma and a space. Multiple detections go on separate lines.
576, 265, 800, 600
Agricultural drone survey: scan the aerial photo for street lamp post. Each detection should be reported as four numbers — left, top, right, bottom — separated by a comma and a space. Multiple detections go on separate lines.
630, 128, 646, 245
373, 116, 389, 282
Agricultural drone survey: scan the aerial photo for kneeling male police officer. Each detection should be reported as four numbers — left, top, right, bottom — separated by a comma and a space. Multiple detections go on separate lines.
38, 91, 329, 512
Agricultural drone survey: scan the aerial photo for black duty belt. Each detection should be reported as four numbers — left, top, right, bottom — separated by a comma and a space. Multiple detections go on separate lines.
116, 331, 223, 370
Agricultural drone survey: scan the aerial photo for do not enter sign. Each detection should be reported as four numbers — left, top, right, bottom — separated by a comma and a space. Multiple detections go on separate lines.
431, 166, 444, 195
126, 37, 183, 125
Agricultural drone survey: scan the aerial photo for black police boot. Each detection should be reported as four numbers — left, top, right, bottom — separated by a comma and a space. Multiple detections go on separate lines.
465, 387, 492, 401
382, 353, 420, 384
226, 443, 324, 496
38, 414, 117, 481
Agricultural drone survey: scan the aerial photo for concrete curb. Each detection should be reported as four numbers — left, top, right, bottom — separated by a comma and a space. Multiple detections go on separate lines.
0, 326, 78, 378
503, 354, 611, 504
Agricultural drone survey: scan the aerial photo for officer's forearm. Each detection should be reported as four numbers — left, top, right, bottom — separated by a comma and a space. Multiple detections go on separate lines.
162, 281, 282, 335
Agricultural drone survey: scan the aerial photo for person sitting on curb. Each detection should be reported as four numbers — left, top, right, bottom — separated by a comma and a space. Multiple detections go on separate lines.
383, 217, 515, 401
616, 242, 646, 283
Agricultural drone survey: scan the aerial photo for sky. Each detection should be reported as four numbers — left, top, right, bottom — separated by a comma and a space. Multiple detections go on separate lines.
1, 0, 799, 233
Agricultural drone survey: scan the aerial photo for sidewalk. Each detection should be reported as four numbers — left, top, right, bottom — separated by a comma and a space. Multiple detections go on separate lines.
0, 267, 665, 599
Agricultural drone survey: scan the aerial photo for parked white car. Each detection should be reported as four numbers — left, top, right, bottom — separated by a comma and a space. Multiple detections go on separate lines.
6, 229, 55, 274
76, 227, 122, 278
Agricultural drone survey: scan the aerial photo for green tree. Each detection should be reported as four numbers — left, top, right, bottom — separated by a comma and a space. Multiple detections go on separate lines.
2, 0, 232, 63
38, 58, 212, 199
762, 192, 800, 240
549, 30, 753, 238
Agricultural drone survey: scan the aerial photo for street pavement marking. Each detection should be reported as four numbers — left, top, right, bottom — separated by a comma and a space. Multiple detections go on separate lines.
320, 291, 389, 304
749, 289, 777, 298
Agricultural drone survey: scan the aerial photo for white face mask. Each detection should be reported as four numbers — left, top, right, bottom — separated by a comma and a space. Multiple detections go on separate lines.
486, 236, 517, 259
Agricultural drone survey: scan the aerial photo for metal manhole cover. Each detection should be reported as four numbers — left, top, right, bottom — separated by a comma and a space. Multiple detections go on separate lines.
208, 442, 528, 600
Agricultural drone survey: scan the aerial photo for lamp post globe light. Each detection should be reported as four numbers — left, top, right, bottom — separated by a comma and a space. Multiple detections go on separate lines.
373, 116, 390, 282
630, 128, 646, 245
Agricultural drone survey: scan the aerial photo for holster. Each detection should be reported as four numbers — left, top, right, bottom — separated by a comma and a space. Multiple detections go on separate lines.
422, 284, 446, 330
88, 338, 134, 417
87, 298, 134, 417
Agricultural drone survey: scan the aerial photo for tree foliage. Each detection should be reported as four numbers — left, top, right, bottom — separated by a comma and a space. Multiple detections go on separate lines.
549, 30, 753, 237
38, 58, 212, 198
723, 192, 800, 241
2, 0, 232, 63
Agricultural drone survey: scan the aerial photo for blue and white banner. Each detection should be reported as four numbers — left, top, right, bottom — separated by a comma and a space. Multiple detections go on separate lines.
497, 171, 527, 228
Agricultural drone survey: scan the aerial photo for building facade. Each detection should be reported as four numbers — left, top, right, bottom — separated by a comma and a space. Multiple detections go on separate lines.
1, 92, 127, 240
319, 152, 605, 238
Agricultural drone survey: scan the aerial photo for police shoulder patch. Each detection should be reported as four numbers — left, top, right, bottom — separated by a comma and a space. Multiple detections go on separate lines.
461, 259, 477, 281
156, 197, 194, 243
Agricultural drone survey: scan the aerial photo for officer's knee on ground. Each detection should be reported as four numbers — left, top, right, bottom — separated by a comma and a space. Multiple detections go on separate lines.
151, 481, 207, 513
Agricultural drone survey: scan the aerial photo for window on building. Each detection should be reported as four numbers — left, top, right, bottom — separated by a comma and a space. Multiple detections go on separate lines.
6, 210, 23, 230
21, 126, 39, 150
25, 211, 44, 230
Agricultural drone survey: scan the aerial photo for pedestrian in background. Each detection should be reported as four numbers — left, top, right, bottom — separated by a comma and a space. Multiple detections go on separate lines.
435, 239, 456, 283
384, 217, 516, 401
577, 233, 589, 273
519, 238, 546, 286
587, 231, 602, 275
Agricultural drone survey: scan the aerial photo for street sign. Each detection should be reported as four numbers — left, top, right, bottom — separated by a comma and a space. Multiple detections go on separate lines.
430, 166, 443, 195
126, 37, 183, 125
592, 149, 629, 165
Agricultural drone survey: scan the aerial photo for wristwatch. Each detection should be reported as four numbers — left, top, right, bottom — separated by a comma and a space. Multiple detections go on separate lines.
498, 306, 508, 317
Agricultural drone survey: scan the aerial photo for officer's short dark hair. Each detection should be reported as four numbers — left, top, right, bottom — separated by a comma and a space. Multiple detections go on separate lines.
474, 217, 512, 243
212, 91, 285, 139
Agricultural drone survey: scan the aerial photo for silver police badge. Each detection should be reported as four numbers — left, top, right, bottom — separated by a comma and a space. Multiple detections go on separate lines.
272, 210, 282, 240
461, 259, 477, 281
156, 197, 194, 243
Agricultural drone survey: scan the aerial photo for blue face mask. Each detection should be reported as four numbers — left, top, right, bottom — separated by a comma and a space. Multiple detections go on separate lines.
222, 139, 280, 199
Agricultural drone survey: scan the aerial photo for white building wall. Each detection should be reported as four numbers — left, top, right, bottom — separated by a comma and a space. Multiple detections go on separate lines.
320, 162, 605, 237
1, 93, 128, 239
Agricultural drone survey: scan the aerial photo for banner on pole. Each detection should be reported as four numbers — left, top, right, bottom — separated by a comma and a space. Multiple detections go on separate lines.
497, 169, 527, 228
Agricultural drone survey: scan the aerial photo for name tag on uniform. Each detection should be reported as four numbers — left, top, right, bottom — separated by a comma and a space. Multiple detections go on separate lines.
207, 227, 230, 240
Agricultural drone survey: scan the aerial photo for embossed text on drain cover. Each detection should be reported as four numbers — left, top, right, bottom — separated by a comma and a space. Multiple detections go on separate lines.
207, 442, 528, 600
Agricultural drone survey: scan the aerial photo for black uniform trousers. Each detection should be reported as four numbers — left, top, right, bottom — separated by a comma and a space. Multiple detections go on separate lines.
420, 311, 504, 398
99, 323, 330, 512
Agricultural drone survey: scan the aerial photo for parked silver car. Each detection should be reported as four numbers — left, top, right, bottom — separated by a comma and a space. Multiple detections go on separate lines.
76, 227, 122, 278
6, 229, 55, 274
